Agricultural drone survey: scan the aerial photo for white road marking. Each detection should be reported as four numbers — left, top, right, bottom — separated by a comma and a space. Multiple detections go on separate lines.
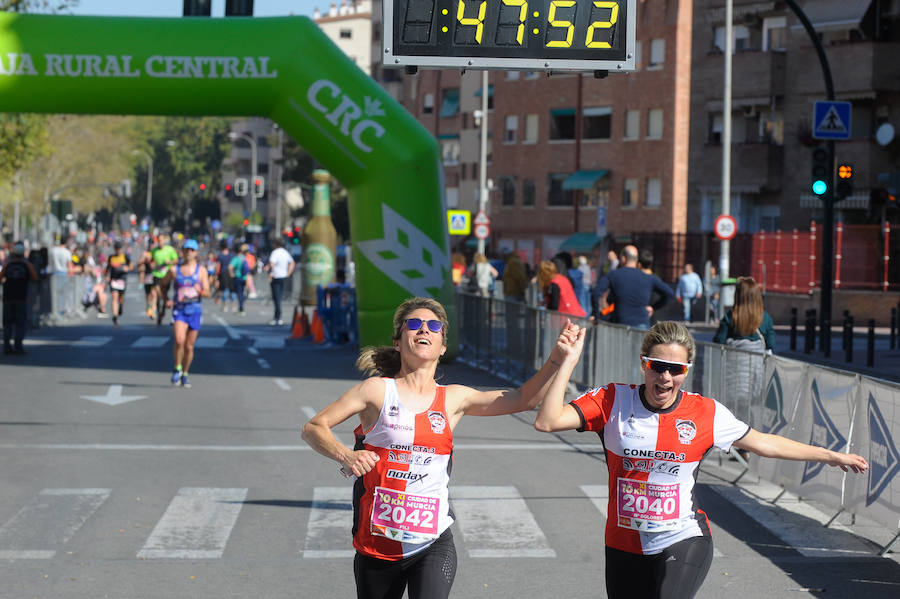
72, 336, 113, 347
0, 488, 110, 559
302, 406, 317, 420
131, 336, 168, 348
302, 487, 355, 558
247, 347, 259, 356
275, 378, 291, 391
253, 337, 285, 349
137, 487, 247, 559
451, 485, 556, 558
257, 358, 271, 370
80, 384, 146, 406
213, 315, 242, 340
194, 337, 227, 348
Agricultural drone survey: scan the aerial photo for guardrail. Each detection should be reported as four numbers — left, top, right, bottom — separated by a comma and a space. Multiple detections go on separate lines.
455, 291, 900, 556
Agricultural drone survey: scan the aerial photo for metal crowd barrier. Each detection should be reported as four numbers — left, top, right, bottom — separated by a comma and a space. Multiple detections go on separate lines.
455, 291, 900, 556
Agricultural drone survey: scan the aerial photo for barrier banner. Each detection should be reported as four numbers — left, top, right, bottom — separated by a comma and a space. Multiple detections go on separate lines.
748, 356, 809, 485
780, 366, 859, 508
844, 378, 900, 529
700, 345, 728, 415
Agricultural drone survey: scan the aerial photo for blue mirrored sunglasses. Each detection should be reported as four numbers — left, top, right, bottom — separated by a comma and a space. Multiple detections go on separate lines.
641, 356, 691, 376
405, 318, 444, 333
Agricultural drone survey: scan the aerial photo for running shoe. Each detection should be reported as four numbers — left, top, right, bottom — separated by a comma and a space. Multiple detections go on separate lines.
276, 319, 285, 326
180, 373, 191, 388
171, 370, 182, 385
112, 315, 118, 326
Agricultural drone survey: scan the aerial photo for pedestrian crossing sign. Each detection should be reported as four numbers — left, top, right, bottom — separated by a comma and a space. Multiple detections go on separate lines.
813, 101, 851, 140
447, 210, 471, 236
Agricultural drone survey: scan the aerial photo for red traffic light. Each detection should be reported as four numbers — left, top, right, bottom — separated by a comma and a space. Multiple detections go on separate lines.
225, 184, 232, 191
199, 183, 207, 191
243, 219, 249, 226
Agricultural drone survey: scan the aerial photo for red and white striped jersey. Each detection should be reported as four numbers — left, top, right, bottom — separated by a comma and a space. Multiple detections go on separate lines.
351, 378, 454, 561
571, 383, 749, 555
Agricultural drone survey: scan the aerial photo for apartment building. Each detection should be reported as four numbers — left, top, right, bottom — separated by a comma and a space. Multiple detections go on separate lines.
314, 0, 373, 76
396, 0, 694, 264
689, 0, 900, 233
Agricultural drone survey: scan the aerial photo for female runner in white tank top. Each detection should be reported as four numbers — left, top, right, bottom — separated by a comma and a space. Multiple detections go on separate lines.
302, 297, 574, 599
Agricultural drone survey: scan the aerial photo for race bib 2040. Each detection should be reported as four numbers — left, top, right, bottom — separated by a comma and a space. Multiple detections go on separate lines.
616, 477, 682, 532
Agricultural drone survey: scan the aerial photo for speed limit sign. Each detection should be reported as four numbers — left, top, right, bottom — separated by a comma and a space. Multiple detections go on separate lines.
474, 223, 490, 240
714, 215, 737, 241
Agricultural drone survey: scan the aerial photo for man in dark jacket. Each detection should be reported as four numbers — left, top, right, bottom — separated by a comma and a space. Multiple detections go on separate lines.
1, 242, 39, 354
592, 245, 674, 329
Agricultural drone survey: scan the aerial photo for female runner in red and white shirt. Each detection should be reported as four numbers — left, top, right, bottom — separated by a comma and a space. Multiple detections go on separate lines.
534, 320, 868, 599
302, 297, 570, 599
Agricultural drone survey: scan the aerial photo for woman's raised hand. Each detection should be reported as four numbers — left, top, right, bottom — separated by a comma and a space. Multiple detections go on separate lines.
552, 320, 586, 366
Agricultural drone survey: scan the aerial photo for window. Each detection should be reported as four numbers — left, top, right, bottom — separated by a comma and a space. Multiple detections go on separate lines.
709, 112, 723, 144
439, 88, 460, 118
763, 16, 787, 51
649, 38, 665, 68
646, 178, 661, 207
423, 93, 434, 115
647, 109, 663, 139
525, 114, 539, 143
715, 25, 753, 52
583, 107, 612, 140
501, 177, 516, 206
340, 28, 352, 39
440, 136, 460, 165
550, 109, 576, 140
624, 110, 640, 140
524, 71, 540, 80
522, 179, 536, 206
634, 40, 642, 70
548, 173, 575, 206
504, 115, 519, 143
506, 71, 520, 80
446, 187, 459, 208
623, 179, 638, 208
474, 84, 494, 110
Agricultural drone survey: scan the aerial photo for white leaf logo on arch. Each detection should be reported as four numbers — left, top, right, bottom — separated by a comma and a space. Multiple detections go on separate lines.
356, 204, 449, 298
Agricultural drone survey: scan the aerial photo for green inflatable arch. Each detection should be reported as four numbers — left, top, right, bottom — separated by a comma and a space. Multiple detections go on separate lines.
0, 13, 455, 348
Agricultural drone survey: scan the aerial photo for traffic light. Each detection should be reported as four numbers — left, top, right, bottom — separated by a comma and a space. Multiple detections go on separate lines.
199, 183, 207, 191
254, 177, 265, 198
225, 0, 254, 16
835, 162, 853, 199
183, 0, 211, 16
811, 144, 831, 197
243, 218, 250, 226
292, 225, 301, 244
878, 172, 900, 210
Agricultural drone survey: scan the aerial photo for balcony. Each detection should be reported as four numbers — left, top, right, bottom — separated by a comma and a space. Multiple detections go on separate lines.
700, 49, 787, 101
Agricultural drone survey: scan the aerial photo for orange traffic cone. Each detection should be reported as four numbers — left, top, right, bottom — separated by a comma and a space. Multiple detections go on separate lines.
311, 310, 326, 344
290, 307, 310, 339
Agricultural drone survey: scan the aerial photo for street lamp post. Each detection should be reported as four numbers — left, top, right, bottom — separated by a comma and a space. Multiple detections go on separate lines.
228, 131, 258, 217
132, 149, 153, 217
477, 70, 489, 256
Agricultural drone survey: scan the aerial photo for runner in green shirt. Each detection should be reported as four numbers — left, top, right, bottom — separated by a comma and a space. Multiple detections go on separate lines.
150, 234, 179, 325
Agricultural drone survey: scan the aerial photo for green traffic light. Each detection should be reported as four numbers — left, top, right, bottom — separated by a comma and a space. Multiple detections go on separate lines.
812, 180, 828, 195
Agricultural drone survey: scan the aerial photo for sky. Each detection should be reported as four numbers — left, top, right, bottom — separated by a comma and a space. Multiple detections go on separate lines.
69, 0, 323, 18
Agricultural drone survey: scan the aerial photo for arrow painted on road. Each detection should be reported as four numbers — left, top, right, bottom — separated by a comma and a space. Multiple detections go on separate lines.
80, 385, 146, 406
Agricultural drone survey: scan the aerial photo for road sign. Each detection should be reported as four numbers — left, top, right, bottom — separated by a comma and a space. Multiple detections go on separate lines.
447, 210, 471, 235
714, 214, 737, 241
813, 101, 851, 140
474, 223, 490, 240
473, 210, 490, 225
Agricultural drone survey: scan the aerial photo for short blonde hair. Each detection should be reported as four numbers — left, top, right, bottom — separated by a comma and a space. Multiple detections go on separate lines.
640, 321, 696, 363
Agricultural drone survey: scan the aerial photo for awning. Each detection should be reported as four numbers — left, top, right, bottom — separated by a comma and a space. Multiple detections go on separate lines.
562, 170, 608, 190
559, 232, 603, 253
440, 89, 460, 118
794, 0, 871, 31
551, 108, 576, 117
473, 84, 494, 97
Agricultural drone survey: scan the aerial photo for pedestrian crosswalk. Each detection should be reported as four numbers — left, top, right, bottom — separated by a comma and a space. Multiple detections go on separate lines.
0, 484, 764, 562
29, 335, 289, 350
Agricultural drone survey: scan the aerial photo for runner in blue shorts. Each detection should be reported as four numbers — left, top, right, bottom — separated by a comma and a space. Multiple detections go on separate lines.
165, 239, 210, 388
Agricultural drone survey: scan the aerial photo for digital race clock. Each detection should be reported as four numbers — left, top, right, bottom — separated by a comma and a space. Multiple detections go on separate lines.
383, 0, 636, 72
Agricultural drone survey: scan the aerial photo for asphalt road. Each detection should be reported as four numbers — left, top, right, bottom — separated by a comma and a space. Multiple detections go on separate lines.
1, 286, 898, 599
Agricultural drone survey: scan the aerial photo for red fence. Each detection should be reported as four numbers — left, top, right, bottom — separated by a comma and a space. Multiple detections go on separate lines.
750, 223, 897, 293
